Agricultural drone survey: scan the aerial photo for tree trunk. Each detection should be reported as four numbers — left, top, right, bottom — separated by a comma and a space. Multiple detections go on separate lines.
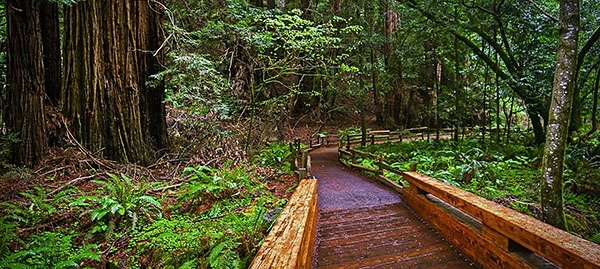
541, 0, 579, 230
6, 0, 47, 166
40, 1, 61, 106
250, 0, 263, 7
588, 64, 599, 135
530, 110, 545, 144
138, 0, 168, 150
63, 0, 163, 163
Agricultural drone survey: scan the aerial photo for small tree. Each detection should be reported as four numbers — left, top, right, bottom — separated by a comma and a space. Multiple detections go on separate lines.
540, 0, 580, 230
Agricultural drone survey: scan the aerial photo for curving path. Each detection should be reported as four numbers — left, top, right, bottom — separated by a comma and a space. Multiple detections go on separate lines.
310, 147, 475, 269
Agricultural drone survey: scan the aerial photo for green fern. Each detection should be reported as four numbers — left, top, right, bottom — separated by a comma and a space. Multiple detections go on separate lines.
69, 173, 162, 238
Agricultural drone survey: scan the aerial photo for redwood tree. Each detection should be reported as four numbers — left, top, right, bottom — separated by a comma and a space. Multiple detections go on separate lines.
541, 0, 580, 230
62, 0, 166, 163
5, 0, 47, 166
40, 0, 61, 105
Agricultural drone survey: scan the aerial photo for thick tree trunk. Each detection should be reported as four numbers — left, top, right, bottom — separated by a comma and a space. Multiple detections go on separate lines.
541, 0, 579, 230
40, 1, 61, 106
6, 0, 47, 166
138, 1, 168, 149
63, 0, 163, 163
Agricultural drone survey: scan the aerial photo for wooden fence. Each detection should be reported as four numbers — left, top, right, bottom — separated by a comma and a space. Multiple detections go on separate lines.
339, 127, 457, 150
337, 130, 600, 269
338, 126, 525, 150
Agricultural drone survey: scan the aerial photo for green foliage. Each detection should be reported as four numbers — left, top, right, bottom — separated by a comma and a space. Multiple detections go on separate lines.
0, 187, 65, 226
177, 166, 254, 206
251, 143, 292, 172
126, 159, 285, 268
70, 174, 162, 238
0, 132, 19, 172
155, 53, 229, 118
0, 216, 20, 259
0, 231, 99, 269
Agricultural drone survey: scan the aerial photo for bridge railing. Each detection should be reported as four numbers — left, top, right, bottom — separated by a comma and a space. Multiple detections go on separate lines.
336, 131, 600, 269
248, 178, 318, 269
339, 127, 459, 150
338, 126, 525, 150
403, 172, 600, 269
291, 132, 339, 179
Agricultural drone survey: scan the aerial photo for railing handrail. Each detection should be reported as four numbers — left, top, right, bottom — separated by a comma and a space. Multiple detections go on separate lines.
248, 178, 318, 269
403, 172, 600, 269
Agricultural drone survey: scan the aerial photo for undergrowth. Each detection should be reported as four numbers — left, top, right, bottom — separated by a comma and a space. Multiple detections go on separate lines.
0, 153, 291, 268
356, 138, 600, 243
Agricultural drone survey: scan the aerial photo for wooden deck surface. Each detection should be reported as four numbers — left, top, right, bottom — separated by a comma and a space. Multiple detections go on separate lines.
314, 203, 475, 268
311, 147, 475, 269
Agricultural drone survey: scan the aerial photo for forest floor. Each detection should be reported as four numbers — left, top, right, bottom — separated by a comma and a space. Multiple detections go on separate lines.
0, 104, 379, 268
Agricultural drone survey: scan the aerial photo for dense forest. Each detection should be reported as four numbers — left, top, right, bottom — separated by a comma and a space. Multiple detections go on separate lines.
1, 0, 599, 267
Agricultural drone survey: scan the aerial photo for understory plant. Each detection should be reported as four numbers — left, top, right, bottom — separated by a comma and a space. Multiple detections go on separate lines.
70, 173, 162, 239
0, 230, 100, 269
130, 164, 284, 268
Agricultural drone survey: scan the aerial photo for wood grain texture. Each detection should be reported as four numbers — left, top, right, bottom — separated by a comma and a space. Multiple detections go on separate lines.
249, 178, 318, 269
314, 203, 475, 269
403, 172, 600, 269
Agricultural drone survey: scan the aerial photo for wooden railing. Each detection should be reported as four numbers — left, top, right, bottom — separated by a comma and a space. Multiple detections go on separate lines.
338, 126, 524, 150
336, 129, 600, 269
403, 172, 600, 269
249, 178, 318, 269
291, 133, 338, 179
339, 127, 458, 150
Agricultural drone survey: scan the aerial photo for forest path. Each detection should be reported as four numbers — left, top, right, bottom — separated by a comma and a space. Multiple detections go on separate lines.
309, 146, 475, 268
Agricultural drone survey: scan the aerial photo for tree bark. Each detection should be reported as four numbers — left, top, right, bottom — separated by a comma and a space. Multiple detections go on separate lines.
63, 0, 164, 163
541, 0, 579, 230
40, 1, 61, 106
139, 0, 168, 150
6, 0, 47, 166
588, 64, 599, 136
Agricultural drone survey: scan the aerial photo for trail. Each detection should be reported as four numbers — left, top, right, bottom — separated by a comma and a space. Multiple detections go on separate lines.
309, 146, 474, 268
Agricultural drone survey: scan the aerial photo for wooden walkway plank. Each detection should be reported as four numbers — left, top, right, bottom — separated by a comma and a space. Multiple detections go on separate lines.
314, 203, 473, 269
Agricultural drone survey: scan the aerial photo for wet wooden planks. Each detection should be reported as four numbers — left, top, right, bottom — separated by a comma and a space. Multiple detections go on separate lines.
314, 203, 475, 269
249, 178, 318, 269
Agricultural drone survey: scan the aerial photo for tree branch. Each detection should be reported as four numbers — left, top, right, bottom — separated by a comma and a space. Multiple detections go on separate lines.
527, 0, 559, 22
578, 25, 600, 70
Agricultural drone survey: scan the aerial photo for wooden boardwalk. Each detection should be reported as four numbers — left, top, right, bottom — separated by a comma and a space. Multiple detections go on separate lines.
316, 203, 474, 268
311, 147, 474, 269
251, 134, 600, 269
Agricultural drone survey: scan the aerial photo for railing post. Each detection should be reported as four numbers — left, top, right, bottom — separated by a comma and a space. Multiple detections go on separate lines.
295, 138, 301, 154
346, 135, 350, 150
377, 154, 383, 175
370, 134, 375, 145
410, 163, 417, 172
290, 142, 297, 171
